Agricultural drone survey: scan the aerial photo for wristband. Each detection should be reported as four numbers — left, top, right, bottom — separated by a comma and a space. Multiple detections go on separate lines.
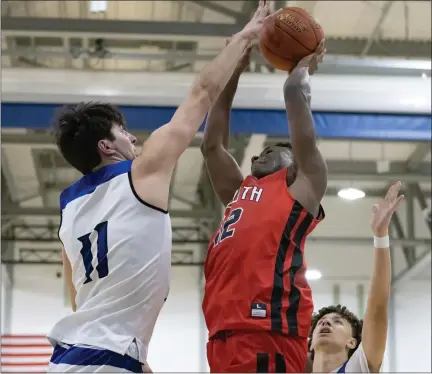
374, 235, 390, 248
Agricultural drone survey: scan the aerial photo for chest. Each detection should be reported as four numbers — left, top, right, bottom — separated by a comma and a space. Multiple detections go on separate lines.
211, 182, 293, 248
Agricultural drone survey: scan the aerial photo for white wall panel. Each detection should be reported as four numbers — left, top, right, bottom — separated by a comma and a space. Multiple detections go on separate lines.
148, 266, 201, 372
3, 69, 431, 114
394, 280, 431, 372
11, 264, 68, 334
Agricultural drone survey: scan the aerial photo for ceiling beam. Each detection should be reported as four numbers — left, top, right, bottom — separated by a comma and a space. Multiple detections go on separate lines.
3, 135, 431, 181
3, 48, 431, 76
188, 1, 245, 21
41, 184, 431, 199
44, 170, 432, 189
2, 230, 429, 247
35, 160, 432, 183
2, 17, 431, 58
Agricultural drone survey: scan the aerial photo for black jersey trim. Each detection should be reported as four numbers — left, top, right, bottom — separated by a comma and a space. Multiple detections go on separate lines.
270, 200, 313, 335
127, 171, 168, 214
286, 212, 313, 336
256, 353, 270, 373
275, 353, 287, 372
270, 201, 303, 333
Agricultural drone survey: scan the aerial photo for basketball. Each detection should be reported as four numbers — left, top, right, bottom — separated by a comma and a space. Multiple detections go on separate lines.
259, 7, 325, 72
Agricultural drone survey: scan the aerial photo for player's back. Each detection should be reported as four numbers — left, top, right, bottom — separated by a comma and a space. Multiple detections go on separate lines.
48, 160, 171, 362
203, 168, 324, 339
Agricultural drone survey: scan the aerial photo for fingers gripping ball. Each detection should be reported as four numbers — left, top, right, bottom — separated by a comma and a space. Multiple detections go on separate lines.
259, 7, 324, 72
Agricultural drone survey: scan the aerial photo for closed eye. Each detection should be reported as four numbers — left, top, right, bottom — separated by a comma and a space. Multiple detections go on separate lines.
260, 149, 273, 157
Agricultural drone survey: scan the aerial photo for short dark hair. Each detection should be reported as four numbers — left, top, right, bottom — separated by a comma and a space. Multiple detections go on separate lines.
308, 304, 363, 360
52, 102, 126, 175
274, 141, 292, 150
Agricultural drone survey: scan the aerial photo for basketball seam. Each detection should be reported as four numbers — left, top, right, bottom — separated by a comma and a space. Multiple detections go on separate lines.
261, 42, 297, 67
274, 23, 314, 54
283, 8, 318, 48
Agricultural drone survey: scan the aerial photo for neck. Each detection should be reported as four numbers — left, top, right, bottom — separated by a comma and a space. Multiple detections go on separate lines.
95, 155, 126, 171
312, 350, 348, 373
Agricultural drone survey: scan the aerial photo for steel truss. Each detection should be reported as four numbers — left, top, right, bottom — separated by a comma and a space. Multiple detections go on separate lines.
1, 224, 212, 245
2, 17, 431, 60
2, 248, 202, 266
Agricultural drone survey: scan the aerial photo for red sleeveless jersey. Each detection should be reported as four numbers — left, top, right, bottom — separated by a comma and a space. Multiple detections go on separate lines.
203, 168, 324, 339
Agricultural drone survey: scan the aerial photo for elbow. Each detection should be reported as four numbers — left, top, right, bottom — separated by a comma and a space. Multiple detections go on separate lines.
200, 142, 219, 158
200, 142, 209, 157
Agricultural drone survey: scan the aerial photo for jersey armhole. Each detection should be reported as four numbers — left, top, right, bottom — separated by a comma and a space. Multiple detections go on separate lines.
342, 343, 372, 373
127, 171, 168, 214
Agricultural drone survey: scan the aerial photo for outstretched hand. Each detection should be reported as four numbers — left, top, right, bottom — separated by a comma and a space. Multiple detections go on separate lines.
238, 0, 283, 41
370, 181, 405, 237
292, 40, 326, 76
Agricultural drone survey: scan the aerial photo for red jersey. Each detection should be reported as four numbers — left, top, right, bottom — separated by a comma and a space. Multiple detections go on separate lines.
203, 168, 324, 339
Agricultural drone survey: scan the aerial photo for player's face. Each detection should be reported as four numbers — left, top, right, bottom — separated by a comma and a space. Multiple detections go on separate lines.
310, 313, 357, 355
250, 146, 296, 179
109, 124, 137, 160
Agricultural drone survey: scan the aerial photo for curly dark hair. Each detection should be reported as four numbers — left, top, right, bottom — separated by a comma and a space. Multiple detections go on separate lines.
52, 102, 126, 175
308, 304, 363, 360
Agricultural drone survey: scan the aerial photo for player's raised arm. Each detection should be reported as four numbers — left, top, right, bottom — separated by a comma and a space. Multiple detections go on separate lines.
200, 42, 251, 206
361, 182, 404, 372
283, 42, 327, 209
132, 2, 279, 208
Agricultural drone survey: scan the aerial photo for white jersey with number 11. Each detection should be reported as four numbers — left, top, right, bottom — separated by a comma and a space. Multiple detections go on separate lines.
47, 160, 172, 363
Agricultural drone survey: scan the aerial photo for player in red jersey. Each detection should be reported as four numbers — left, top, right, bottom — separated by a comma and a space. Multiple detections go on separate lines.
200, 41, 327, 372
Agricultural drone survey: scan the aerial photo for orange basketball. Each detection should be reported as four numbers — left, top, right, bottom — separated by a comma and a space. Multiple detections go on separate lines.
259, 7, 324, 72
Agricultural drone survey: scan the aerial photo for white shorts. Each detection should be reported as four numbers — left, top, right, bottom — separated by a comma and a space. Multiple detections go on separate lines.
47, 342, 143, 373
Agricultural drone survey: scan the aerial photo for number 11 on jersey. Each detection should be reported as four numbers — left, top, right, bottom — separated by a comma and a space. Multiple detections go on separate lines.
78, 221, 109, 284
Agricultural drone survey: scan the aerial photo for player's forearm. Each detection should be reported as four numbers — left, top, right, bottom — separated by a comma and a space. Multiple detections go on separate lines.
283, 68, 317, 150
201, 71, 241, 152
362, 232, 391, 372
195, 34, 250, 109
283, 70, 322, 175
367, 244, 391, 312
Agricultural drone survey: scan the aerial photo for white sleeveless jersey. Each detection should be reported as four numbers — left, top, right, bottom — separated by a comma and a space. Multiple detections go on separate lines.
47, 160, 171, 363
332, 343, 372, 373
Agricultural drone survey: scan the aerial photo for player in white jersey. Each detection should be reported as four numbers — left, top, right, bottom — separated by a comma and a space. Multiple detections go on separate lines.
307, 182, 404, 373
46, 2, 280, 372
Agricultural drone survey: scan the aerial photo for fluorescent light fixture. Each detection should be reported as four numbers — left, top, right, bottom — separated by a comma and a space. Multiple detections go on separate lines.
306, 269, 322, 281
89, 0, 108, 13
337, 187, 365, 201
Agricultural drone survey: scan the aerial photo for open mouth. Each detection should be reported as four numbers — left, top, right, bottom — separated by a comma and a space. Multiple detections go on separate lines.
319, 327, 331, 334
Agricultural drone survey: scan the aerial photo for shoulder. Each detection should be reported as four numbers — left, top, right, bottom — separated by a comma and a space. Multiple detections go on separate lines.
335, 343, 371, 373
60, 161, 133, 211
289, 172, 325, 219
